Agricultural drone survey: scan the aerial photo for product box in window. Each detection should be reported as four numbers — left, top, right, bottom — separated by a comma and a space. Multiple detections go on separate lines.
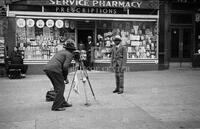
131, 41, 141, 46
151, 43, 155, 50
151, 35, 157, 42
142, 40, 146, 46
138, 29, 143, 35
127, 53, 132, 59
145, 28, 153, 35
136, 51, 140, 58
139, 46, 146, 54
146, 51, 151, 58
151, 55, 155, 59
130, 34, 140, 41
127, 47, 132, 53
140, 35, 145, 40
146, 44, 151, 50
150, 50, 156, 54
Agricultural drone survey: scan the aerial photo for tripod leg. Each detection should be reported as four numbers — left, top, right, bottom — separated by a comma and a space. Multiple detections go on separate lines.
83, 70, 96, 100
83, 80, 90, 105
79, 69, 89, 105
66, 70, 77, 103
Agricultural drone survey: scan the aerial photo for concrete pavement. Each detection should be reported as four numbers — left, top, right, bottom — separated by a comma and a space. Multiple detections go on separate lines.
0, 69, 200, 129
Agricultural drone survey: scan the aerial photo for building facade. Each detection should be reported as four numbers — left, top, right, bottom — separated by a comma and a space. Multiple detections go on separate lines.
0, 1, 6, 66
159, 0, 200, 69
5, 0, 160, 74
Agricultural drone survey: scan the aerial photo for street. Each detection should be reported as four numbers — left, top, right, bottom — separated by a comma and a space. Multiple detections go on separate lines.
0, 69, 200, 129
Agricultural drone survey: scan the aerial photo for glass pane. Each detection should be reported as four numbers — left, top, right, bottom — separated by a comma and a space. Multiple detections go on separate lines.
16, 18, 76, 60
171, 3, 194, 11
171, 28, 179, 58
171, 14, 192, 24
183, 28, 191, 58
95, 20, 158, 60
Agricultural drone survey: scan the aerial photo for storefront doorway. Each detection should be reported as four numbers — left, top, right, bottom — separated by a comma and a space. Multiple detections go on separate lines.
170, 26, 193, 62
77, 29, 94, 50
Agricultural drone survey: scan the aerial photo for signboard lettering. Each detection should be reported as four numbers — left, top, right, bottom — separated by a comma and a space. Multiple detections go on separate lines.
45, 6, 118, 14
49, 0, 143, 8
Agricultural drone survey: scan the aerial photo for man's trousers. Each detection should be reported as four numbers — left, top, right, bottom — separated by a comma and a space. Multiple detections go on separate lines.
44, 70, 65, 110
115, 67, 124, 91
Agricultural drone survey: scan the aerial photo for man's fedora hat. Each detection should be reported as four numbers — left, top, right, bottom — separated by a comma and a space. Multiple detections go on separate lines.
63, 42, 76, 50
114, 35, 122, 41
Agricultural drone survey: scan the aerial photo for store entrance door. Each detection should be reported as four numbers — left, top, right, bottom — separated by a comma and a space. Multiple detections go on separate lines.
170, 27, 193, 62
77, 29, 94, 50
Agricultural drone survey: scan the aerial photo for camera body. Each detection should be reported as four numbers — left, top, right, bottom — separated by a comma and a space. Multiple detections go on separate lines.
73, 50, 87, 62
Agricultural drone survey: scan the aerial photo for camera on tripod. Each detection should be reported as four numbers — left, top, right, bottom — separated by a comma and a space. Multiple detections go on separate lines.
73, 50, 87, 62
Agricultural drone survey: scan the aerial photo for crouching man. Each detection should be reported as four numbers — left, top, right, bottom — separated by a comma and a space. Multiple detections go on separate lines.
43, 42, 76, 111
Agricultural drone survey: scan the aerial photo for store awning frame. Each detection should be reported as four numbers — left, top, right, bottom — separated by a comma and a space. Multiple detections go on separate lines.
8, 11, 159, 21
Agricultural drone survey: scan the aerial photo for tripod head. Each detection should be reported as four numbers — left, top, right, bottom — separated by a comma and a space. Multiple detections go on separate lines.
73, 50, 87, 64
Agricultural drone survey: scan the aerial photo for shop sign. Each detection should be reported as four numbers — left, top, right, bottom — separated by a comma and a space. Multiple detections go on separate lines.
8, 0, 159, 9
49, 6, 119, 14
26, 19, 35, 27
49, 0, 143, 8
36, 19, 45, 28
16, 18, 25, 28
55, 19, 64, 28
46, 19, 54, 27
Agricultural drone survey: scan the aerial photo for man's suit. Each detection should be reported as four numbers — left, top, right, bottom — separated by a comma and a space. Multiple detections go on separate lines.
86, 40, 94, 69
110, 44, 127, 92
43, 50, 73, 110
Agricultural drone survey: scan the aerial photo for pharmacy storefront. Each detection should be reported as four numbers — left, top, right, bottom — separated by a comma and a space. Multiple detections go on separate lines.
6, 0, 159, 74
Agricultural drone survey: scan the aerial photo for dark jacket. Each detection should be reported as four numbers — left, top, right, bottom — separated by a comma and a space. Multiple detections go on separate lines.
10, 51, 23, 64
110, 45, 127, 68
44, 50, 73, 78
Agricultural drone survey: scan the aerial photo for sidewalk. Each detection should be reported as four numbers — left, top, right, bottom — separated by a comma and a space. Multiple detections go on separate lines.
0, 69, 200, 129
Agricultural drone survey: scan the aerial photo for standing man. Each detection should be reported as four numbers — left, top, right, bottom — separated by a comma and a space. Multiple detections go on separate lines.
86, 36, 94, 70
43, 42, 76, 111
110, 35, 127, 94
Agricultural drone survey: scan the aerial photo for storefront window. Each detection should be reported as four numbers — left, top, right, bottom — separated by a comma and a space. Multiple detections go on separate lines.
16, 18, 76, 61
0, 17, 6, 64
16, 18, 158, 62
95, 20, 158, 60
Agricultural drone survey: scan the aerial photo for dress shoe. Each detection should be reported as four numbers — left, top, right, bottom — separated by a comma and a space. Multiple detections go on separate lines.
113, 89, 119, 93
52, 107, 66, 111
118, 90, 124, 94
61, 102, 72, 107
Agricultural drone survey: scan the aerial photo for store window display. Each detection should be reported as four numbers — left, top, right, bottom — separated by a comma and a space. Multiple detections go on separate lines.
16, 18, 76, 61
95, 20, 158, 60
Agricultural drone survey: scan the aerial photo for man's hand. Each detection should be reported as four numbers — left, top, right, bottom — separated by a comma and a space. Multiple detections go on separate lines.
64, 78, 69, 84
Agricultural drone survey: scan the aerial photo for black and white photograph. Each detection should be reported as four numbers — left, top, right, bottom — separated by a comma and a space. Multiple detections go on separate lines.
0, 0, 200, 128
